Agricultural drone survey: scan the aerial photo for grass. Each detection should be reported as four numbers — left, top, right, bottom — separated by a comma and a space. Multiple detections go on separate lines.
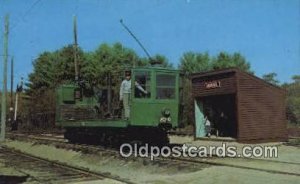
287, 138, 300, 146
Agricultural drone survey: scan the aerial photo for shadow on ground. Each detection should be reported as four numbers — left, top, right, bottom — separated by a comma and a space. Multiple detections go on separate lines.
0, 175, 28, 184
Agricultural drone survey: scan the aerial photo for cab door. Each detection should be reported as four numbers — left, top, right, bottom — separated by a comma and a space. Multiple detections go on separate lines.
130, 70, 154, 126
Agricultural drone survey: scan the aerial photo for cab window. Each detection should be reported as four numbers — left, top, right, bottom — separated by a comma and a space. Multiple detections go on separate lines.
134, 71, 151, 98
156, 74, 176, 99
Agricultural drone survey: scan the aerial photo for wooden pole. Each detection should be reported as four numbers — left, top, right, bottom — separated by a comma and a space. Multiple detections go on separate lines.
14, 78, 23, 122
1, 14, 9, 141
73, 16, 79, 81
10, 56, 14, 108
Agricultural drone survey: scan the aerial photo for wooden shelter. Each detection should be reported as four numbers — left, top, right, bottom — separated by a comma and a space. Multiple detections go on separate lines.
191, 68, 288, 143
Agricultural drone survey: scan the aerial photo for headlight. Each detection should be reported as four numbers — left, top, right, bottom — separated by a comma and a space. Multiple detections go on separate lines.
162, 108, 171, 117
167, 117, 171, 122
160, 117, 167, 123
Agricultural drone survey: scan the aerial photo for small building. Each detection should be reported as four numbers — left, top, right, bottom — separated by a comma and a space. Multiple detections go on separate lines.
191, 68, 288, 143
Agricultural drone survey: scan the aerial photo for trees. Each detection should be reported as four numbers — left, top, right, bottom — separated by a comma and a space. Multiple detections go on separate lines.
292, 75, 300, 83
212, 52, 252, 73
24, 45, 84, 128
261, 73, 300, 125
178, 51, 252, 74
178, 52, 211, 125
151, 54, 173, 68
26, 42, 147, 93
262, 72, 280, 86
26, 45, 85, 94
283, 75, 300, 125
27, 42, 174, 98
81, 43, 142, 86
179, 52, 211, 74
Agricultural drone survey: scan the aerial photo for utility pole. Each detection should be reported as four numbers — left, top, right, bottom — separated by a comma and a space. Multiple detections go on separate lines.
10, 56, 14, 108
73, 16, 79, 82
14, 77, 23, 122
1, 14, 9, 141
8, 57, 14, 128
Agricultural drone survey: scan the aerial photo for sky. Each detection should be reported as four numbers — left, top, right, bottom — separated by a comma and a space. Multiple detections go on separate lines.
0, 0, 299, 88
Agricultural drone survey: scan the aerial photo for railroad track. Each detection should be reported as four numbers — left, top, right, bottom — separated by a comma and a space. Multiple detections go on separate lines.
0, 146, 130, 184
6, 133, 300, 177
8, 133, 300, 165
2, 135, 136, 184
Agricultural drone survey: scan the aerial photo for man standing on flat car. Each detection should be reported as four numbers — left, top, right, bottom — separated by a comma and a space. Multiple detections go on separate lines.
119, 71, 147, 120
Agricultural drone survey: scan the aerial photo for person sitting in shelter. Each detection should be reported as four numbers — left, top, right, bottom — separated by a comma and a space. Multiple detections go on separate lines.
119, 71, 148, 120
204, 116, 211, 138
219, 112, 228, 136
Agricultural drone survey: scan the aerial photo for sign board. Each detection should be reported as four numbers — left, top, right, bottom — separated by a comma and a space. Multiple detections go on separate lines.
204, 80, 221, 89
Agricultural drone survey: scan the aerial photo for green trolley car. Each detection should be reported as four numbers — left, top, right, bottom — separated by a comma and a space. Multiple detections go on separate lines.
56, 66, 181, 145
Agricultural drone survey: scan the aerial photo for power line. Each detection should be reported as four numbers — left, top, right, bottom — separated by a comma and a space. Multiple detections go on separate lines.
10, 0, 42, 31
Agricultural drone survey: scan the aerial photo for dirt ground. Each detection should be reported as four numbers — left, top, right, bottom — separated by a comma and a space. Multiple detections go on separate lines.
169, 135, 300, 164
1, 138, 300, 184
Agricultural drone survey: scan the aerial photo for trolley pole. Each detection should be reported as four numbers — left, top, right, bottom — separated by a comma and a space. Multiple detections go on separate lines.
1, 14, 9, 141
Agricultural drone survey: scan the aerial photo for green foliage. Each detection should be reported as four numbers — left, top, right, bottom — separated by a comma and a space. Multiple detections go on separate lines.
212, 52, 252, 73
24, 45, 80, 126
27, 45, 84, 95
292, 75, 300, 83
262, 72, 280, 86
179, 52, 211, 74
151, 54, 173, 68
262, 73, 300, 125
179, 51, 252, 74
81, 42, 142, 86
283, 75, 300, 125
